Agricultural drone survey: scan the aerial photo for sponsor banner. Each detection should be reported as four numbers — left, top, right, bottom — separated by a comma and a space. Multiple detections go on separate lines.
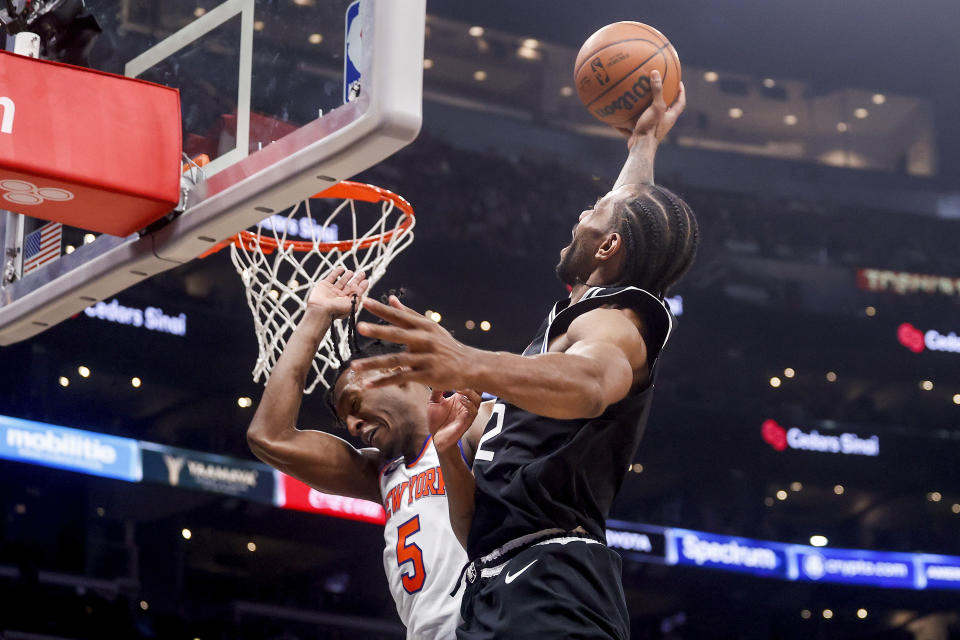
669, 528, 789, 580
857, 268, 960, 297
897, 322, 960, 355
83, 299, 187, 336
762, 419, 879, 457
139, 442, 274, 504
793, 546, 915, 589
606, 520, 667, 562
0, 414, 141, 481
277, 473, 386, 525
919, 556, 960, 590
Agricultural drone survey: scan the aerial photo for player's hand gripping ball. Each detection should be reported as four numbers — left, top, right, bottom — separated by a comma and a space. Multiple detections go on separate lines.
575, 21, 681, 129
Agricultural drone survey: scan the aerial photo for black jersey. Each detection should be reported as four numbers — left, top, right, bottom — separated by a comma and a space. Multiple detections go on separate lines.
467, 286, 673, 559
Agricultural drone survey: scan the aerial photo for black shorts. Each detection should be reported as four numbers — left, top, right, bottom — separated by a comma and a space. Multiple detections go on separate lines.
456, 536, 629, 640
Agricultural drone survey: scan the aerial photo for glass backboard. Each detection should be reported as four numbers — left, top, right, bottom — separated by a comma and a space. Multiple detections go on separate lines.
0, 0, 425, 345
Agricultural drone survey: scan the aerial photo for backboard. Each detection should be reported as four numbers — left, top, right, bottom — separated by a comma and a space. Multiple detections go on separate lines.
0, 0, 425, 345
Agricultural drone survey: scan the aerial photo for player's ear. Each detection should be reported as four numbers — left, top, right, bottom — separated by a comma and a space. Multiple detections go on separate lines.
595, 231, 622, 262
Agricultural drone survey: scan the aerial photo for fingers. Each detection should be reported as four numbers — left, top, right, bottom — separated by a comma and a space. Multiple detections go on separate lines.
361, 297, 422, 329
457, 389, 483, 410
323, 265, 346, 283
351, 351, 424, 375
648, 69, 667, 114
356, 321, 418, 345
429, 388, 445, 404
666, 81, 686, 115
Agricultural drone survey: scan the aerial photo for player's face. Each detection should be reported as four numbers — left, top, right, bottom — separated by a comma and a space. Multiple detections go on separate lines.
331, 365, 426, 459
556, 191, 619, 285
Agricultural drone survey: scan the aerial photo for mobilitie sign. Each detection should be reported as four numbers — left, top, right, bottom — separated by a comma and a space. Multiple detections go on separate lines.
0, 414, 141, 481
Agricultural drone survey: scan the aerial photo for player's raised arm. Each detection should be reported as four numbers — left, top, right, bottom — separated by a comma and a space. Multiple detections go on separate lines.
425, 390, 488, 548
611, 69, 686, 190
353, 297, 646, 420
246, 268, 381, 503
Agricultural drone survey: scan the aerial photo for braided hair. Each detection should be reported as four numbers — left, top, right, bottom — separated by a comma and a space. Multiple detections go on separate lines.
323, 291, 407, 425
612, 184, 699, 298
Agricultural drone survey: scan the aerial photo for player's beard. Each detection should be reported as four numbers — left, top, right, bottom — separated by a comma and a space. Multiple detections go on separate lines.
555, 236, 594, 286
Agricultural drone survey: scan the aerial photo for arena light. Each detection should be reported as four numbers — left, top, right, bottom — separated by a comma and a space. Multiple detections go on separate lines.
560, 86, 574, 97
764, 497, 774, 507
83, 233, 96, 244
920, 380, 933, 391
783, 368, 795, 378
78, 365, 90, 378
480, 320, 491, 332
728, 107, 744, 119
809, 535, 828, 547
790, 481, 802, 492
465, 320, 476, 330
247, 541, 257, 552
800, 610, 811, 619
253, 20, 264, 32
854, 108, 869, 119
822, 609, 833, 620
193, 7, 206, 17
857, 608, 868, 620
237, 397, 253, 408
928, 491, 942, 502
631, 463, 644, 473
952, 503, 960, 514
473, 70, 487, 81
428, 311, 442, 323
776, 490, 788, 501
131, 377, 142, 388
522, 38, 540, 49
58, 376, 69, 387
96, 507, 105, 517
468, 25, 484, 37
762, 78, 776, 88
423, 58, 434, 69
308, 33, 323, 45
834, 484, 845, 495
865, 306, 877, 316
872, 93, 886, 105
836, 122, 849, 132
140, 600, 149, 611
784, 114, 798, 126
769, 376, 781, 388
65, 244, 75, 254
953, 394, 960, 405
703, 71, 718, 82
516, 46, 541, 61
826, 371, 837, 382
181, 528, 192, 539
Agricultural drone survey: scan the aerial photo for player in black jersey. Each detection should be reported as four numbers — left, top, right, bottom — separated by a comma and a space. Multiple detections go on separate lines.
352, 70, 697, 639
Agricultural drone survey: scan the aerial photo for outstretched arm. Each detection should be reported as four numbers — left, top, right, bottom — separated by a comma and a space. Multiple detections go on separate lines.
353, 297, 647, 420
246, 267, 381, 502
611, 69, 686, 189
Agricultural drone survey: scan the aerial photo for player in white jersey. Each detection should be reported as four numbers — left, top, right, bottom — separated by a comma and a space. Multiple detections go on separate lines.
246, 267, 491, 639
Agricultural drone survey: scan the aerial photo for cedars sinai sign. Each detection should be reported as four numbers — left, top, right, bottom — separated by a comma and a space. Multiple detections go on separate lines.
762, 419, 879, 457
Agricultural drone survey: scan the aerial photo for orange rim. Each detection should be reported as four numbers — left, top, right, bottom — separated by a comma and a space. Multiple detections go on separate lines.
198, 181, 414, 258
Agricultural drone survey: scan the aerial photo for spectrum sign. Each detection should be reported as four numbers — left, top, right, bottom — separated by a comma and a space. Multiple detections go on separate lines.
897, 323, 960, 354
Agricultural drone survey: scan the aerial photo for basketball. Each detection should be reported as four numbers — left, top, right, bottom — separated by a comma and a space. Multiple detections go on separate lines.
574, 22, 682, 129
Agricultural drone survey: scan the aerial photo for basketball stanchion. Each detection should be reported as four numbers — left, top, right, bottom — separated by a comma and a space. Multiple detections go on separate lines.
200, 182, 415, 393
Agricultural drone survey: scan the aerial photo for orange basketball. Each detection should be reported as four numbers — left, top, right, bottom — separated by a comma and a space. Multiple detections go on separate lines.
574, 22, 681, 129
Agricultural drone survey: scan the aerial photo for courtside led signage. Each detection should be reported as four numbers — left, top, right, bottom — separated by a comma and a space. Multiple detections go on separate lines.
762, 419, 879, 456
0, 414, 141, 481
898, 323, 960, 354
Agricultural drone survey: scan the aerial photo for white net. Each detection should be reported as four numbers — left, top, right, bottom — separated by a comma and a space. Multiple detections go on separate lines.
227, 182, 415, 393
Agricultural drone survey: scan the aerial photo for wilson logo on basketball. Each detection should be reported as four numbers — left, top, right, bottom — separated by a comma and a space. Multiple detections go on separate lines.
897, 322, 960, 354
593, 75, 653, 121
0, 179, 74, 206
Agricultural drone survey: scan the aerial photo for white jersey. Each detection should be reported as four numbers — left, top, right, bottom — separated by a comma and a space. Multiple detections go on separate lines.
379, 436, 467, 640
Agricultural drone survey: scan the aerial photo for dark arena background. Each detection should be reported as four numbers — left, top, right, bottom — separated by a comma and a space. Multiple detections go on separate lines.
2, 0, 960, 638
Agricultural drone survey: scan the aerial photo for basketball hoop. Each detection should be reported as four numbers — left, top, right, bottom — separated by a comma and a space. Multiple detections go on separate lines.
203, 181, 415, 393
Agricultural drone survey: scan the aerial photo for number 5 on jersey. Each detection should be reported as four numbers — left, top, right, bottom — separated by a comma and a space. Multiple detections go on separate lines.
475, 403, 505, 462
397, 515, 426, 593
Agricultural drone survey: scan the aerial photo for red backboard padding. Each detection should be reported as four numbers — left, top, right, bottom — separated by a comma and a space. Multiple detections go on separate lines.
0, 51, 181, 236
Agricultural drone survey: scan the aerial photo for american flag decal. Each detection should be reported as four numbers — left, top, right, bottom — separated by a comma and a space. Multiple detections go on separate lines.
22, 221, 62, 275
